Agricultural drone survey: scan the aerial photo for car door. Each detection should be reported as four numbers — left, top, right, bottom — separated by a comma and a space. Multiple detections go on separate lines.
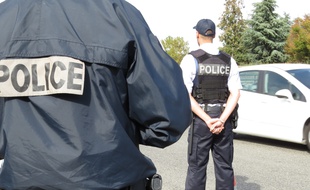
237, 69, 302, 139
260, 71, 306, 141
236, 70, 264, 135
258, 71, 292, 132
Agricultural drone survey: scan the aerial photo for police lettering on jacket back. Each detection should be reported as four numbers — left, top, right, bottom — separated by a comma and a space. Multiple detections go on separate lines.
0, 56, 85, 97
198, 63, 230, 76
190, 49, 231, 104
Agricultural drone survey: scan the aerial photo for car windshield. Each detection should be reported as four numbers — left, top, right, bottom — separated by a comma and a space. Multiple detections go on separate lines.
287, 69, 310, 89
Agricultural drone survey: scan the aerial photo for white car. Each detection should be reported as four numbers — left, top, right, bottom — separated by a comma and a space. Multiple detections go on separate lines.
234, 63, 310, 150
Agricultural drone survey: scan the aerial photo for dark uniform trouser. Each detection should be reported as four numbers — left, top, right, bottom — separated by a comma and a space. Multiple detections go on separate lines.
185, 113, 234, 190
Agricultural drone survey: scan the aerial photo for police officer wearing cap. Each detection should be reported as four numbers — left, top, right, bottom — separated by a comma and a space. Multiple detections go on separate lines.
180, 18, 242, 190
0, 1, 192, 189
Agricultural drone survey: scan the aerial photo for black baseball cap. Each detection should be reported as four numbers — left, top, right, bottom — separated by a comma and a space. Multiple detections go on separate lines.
193, 19, 216, 36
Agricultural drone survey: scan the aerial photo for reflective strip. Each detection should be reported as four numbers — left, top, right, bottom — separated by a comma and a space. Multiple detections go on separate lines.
0, 56, 85, 97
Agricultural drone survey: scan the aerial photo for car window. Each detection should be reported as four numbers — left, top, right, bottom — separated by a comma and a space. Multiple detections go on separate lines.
263, 71, 305, 101
263, 72, 289, 95
239, 71, 259, 92
288, 69, 310, 89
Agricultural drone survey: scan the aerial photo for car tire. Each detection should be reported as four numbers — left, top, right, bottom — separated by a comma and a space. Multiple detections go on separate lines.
306, 124, 310, 151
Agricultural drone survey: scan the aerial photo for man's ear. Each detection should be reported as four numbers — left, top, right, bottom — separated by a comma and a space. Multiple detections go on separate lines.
196, 31, 200, 38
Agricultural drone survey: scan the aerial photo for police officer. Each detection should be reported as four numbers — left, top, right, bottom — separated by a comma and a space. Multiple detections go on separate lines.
0, 1, 192, 189
180, 18, 242, 190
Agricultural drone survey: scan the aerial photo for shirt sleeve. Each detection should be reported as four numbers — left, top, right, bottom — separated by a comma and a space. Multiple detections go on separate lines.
180, 54, 197, 94
122, 2, 192, 148
228, 58, 243, 91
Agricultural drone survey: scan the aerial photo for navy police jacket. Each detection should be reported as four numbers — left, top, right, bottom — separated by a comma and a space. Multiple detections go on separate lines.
0, 0, 192, 189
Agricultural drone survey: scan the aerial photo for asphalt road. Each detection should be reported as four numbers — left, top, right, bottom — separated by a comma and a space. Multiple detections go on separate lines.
140, 129, 310, 190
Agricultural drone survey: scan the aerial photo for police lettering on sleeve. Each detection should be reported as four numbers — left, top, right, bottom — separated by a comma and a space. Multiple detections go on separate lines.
0, 56, 85, 97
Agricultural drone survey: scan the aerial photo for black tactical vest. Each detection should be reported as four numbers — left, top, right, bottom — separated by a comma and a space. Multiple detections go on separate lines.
190, 49, 231, 104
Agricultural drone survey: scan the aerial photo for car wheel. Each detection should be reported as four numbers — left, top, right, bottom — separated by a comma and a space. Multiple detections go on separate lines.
306, 125, 310, 151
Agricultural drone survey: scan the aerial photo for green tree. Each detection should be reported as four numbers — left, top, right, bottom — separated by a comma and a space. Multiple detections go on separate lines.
218, 0, 246, 64
161, 36, 189, 64
242, 0, 291, 64
285, 15, 310, 63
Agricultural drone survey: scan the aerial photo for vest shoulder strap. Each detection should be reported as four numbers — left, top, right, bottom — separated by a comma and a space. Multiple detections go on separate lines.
190, 49, 231, 64
218, 51, 231, 64
189, 49, 211, 63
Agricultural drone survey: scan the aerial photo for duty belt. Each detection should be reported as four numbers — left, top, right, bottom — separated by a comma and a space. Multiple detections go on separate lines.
200, 103, 225, 113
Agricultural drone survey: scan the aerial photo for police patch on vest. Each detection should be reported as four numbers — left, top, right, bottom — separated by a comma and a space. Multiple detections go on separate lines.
199, 63, 230, 76
0, 56, 85, 97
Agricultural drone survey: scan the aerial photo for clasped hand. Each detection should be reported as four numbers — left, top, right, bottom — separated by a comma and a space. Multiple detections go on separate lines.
206, 118, 224, 135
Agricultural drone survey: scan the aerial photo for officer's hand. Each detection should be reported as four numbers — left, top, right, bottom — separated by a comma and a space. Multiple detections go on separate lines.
210, 119, 224, 134
205, 118, 218, 130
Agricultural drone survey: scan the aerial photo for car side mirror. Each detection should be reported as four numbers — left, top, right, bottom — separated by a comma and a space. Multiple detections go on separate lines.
275, 89, 293, 100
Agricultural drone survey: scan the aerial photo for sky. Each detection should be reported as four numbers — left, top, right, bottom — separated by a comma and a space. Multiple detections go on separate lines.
0, 0, 308, 50
126, 0, 309, 50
